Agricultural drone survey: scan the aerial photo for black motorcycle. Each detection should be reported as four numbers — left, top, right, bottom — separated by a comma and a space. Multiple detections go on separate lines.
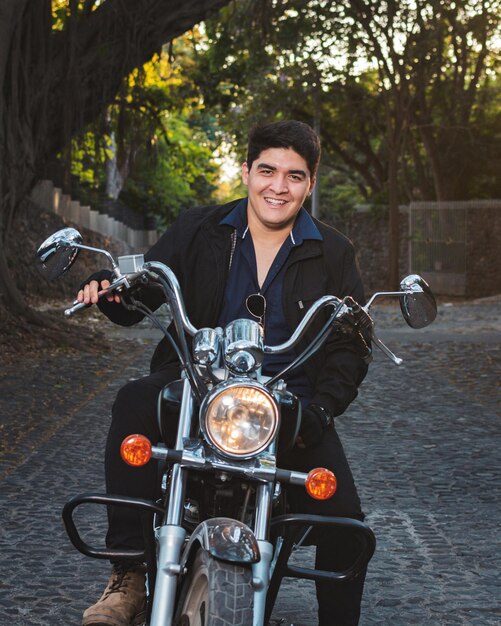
37, 227, 437, 626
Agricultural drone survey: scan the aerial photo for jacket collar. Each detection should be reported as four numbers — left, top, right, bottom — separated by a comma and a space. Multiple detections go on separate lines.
199, 199, 324, 263
219, 198, 323, 244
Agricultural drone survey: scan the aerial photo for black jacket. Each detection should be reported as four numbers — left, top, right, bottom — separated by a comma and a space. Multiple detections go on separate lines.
98, 200, 369, 417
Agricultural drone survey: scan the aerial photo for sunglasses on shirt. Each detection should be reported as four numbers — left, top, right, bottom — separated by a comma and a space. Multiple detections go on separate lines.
245, 293, 266, 328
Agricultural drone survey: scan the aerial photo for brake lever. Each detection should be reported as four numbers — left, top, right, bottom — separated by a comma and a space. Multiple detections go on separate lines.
371, 331, 403, 365
339, 298, 403, 365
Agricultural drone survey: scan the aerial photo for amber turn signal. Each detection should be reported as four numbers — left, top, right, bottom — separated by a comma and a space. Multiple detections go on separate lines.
121, 434, 152, 467
305, 467, 337, 500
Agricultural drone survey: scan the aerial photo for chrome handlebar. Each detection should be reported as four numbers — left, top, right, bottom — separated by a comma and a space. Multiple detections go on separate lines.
64, 259, 410, 365
265, 295, 344, 354
144, 263, 348, 355
143, 261, 198, 336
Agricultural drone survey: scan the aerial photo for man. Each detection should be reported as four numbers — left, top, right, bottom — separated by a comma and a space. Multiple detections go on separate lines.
78, 120, 370, 626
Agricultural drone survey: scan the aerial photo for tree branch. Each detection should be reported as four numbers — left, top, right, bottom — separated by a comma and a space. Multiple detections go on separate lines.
44, 0, 230, 160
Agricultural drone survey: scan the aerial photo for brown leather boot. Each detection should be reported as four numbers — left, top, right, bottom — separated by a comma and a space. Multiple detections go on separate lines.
82, 564, 146, 626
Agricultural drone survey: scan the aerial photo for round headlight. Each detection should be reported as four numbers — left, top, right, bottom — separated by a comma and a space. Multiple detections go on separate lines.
201, 381, 279, 458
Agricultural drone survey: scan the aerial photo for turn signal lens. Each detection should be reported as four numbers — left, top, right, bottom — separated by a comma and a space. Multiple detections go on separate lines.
305, 467, 337, 500
121, 434, 152, 467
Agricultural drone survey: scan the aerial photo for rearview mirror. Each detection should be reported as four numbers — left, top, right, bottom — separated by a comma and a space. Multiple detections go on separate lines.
36, 228, 83, 280
399, 275, 437, 329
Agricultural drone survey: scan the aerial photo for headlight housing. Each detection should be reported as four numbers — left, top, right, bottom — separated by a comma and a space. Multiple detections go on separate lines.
201, 380, 279, 459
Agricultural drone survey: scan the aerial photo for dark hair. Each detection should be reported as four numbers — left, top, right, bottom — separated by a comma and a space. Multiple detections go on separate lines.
246, 120, 321, 177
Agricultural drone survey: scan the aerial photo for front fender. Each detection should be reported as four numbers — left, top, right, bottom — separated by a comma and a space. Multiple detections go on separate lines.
181, 517, 260, 568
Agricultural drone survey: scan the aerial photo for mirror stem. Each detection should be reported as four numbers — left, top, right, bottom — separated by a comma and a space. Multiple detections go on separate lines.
71, 243, 121, 277
364, 288, 419, 310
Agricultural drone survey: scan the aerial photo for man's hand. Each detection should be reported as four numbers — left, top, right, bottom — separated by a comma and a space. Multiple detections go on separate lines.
296, 404, 333, 449
77, 278, 121, 306
77, 269, 121, 306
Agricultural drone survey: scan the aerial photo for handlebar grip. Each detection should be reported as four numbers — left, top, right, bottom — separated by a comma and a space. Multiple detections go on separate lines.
64, 284, 120, 318
64, 300, 91, 317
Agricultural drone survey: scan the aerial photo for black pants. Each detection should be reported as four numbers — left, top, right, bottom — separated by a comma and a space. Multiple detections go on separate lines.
278, 430, 367, 626
105, 371, 369, 626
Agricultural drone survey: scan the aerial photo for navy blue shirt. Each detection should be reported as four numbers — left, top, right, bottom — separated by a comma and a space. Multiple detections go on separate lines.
218, 199, 323, 405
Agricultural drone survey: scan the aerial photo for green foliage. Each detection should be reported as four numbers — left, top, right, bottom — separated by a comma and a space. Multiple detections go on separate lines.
69, 32, 222, 226
51, 0, 103, 30
70, 131, 110, 187
318, 167, 365, 223
192, 0, 501, 203
62, 0, 501, 220
120, 114, 219, 227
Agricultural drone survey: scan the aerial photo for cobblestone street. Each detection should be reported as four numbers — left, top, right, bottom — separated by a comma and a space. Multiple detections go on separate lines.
0, 297, 499, 626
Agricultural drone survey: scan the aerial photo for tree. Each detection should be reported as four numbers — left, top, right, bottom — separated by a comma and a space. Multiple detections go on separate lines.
0, 0, 230, 330
190, 0, 408, 285
192, 0, 501, 287
409, 0, 501, 200
71, 36, 221, 227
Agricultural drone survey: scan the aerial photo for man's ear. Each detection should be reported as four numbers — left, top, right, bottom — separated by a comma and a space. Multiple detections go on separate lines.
308, 175, 316, 196
241, 161, 249, 185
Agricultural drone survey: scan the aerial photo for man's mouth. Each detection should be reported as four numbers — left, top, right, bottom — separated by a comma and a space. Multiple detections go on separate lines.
264, 197, 288, 206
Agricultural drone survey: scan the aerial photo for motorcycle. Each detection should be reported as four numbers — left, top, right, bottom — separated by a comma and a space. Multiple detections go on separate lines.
37, 227, 437, 626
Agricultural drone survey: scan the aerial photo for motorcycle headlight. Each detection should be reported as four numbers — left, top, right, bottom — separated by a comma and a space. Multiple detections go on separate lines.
201, 380, 279, 459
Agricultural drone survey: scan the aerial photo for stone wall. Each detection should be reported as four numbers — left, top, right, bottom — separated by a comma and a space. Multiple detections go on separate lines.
9, 198, 133, 301
25, 183, 501, 300
466, 205, 501, 298
324, 203, 501, 298
325, 208, 409, 296
30, 180, 158, 252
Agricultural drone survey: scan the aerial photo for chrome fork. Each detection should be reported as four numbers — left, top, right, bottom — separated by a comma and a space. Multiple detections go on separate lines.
252, 437, 278, 626
149, 377, 193, 626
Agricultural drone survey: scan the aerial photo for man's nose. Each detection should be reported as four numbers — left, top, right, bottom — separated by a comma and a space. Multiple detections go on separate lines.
269, 175, 288, 193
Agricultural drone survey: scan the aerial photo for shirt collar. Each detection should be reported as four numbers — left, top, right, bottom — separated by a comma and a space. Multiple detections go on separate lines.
219, 198, 323, 244
219, 198, 249, 237
291, 207, 323, 244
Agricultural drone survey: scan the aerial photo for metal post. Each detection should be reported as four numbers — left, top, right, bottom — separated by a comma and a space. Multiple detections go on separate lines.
311, 91, 321, 219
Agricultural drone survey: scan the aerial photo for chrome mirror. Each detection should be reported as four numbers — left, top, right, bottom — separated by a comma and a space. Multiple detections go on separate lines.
36, 228, 83, 280
399, 275, 437, 329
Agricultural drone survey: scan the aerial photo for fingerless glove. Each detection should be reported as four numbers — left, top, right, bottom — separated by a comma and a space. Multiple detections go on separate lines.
298, 404, 333, 448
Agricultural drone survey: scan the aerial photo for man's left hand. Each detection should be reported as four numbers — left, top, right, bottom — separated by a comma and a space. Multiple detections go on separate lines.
296, 404, 333, 449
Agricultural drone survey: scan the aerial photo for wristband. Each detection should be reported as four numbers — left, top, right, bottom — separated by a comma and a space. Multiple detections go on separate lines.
309, 404, 333, 429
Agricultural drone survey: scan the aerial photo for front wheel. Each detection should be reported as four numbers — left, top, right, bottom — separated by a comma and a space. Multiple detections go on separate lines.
175, 548, 254, 626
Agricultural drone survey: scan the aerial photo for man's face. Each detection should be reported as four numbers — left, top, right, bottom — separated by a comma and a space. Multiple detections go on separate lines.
242, 147, 315, 232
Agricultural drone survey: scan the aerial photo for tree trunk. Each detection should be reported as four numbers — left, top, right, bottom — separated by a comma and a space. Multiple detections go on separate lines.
0, 0, 231, 332
419, 124, 446, 201
0, 244, 39, 323
105, 131, 128, 200
45, 0, 231, 159
387, 148, 400, 290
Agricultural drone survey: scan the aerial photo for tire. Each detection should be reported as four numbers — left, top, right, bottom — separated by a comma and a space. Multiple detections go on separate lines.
175, 548, 254, 626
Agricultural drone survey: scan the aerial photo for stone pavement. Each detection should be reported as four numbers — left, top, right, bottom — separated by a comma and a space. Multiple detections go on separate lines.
0, 297, 499, 626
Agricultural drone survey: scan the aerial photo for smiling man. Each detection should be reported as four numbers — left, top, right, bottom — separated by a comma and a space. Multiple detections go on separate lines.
242, 144, 316, 290
244, 148, 313, 228
78, 120, 370, 626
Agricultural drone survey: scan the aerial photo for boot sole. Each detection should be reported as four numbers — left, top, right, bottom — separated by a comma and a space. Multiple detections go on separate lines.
82, 610, 145, 626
